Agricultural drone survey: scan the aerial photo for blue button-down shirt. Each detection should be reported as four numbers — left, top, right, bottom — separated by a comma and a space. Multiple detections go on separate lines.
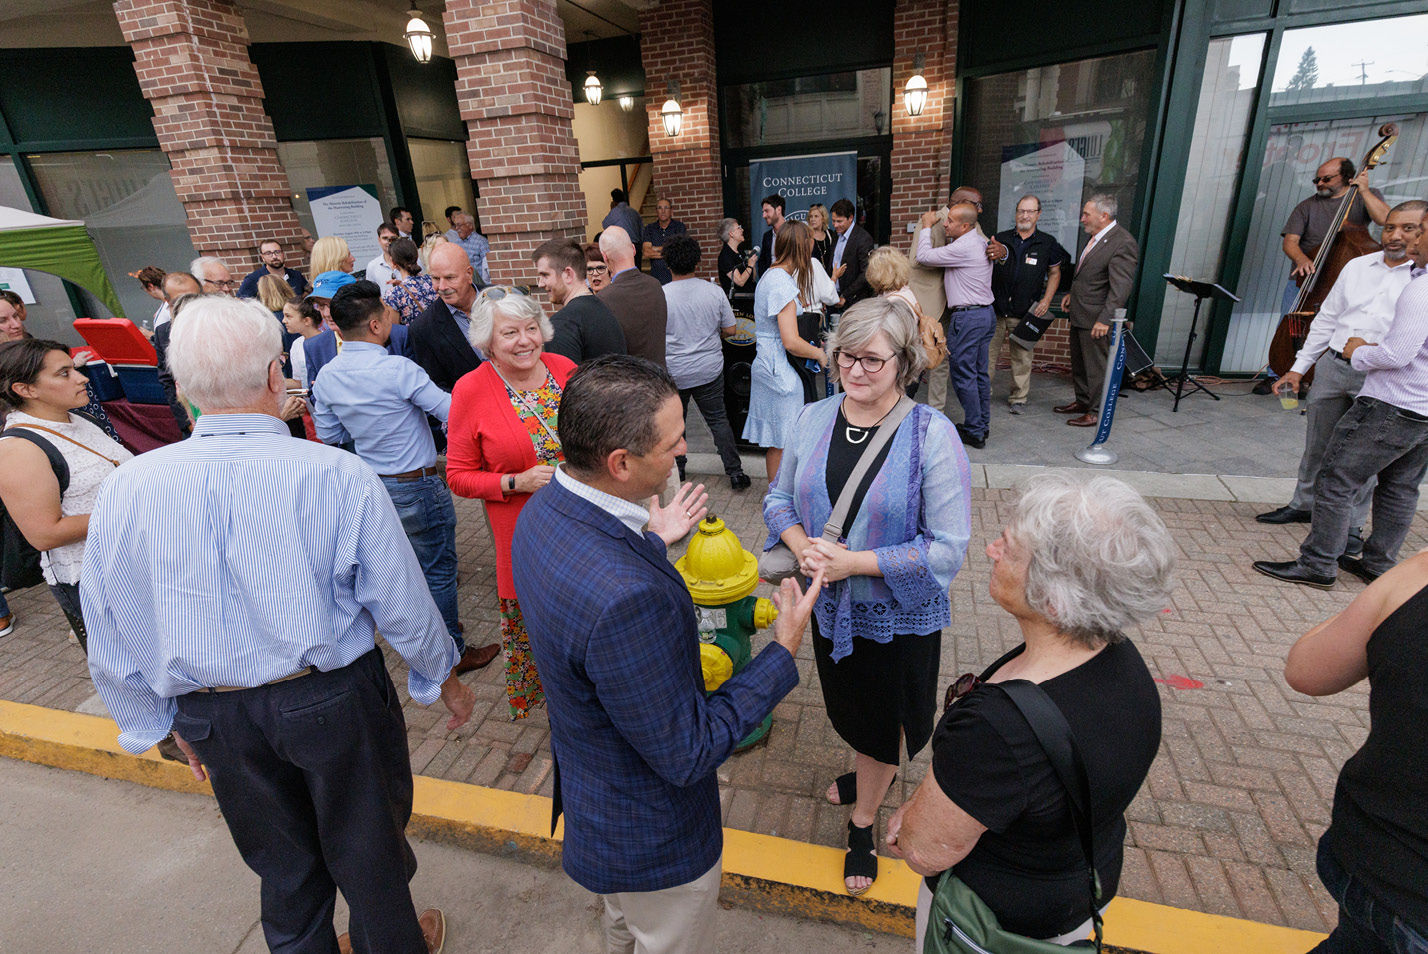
833, 228, 850, 291
81, 414, 459, 753
445, 229, 491, 284
309, 341, 451, 474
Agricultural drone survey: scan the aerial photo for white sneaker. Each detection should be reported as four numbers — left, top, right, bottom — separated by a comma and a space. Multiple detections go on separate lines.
0, 614, 14, 638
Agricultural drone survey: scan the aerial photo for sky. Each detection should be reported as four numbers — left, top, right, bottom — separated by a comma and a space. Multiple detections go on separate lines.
1270, 13, 1428, 91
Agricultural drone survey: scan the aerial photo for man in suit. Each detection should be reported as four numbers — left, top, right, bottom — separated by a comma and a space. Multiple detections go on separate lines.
597, 227, 668, 367
1058, 194, 1139, 427
409, 243, 485, 393
829, 198, 874, 311
757, 194, 786, 274
511, 355, 820, 954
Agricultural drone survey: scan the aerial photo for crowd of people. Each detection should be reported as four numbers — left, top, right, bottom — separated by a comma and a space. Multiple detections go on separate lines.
0, 173, 1423, 954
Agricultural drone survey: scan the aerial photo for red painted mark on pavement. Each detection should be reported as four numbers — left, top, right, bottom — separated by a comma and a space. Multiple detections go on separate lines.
1154, 674, 1205, 690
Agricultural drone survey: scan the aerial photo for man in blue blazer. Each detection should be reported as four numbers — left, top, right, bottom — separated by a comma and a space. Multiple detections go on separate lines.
512, 355, 819, 951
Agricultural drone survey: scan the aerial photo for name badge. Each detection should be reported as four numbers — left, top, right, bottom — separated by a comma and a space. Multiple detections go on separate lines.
1025, 254, 1038, 266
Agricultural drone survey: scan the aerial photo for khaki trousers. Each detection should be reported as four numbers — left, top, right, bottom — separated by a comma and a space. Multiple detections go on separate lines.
926, 313, 952, 412
603, 861, 721, 954
988, 313, 1035, 405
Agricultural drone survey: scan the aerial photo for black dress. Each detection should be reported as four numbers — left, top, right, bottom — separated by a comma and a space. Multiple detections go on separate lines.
718, 245, 754, 298
811, 232, 833, 273
812, 406, 941, 766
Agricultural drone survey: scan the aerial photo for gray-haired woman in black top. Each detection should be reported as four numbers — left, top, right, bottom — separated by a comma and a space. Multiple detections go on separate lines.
1286, 550, 1428, 954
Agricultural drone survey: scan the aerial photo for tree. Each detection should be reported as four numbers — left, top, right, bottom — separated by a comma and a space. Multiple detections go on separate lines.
1286, 47, 1319, 91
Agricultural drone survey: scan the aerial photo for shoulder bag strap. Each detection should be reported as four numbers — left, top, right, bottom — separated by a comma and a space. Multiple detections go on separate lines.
0, 428, 71, 494
488, 363, 562, 450
822, 395, 915, 543
8, 422, 122, 468
996, 679, 1104, 952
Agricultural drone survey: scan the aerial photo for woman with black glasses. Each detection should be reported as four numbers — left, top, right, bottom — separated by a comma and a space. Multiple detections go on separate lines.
762, 296, 971, 896
888, 473, 1173, 947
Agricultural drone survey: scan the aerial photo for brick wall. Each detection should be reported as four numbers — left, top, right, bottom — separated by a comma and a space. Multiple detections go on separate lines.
639, 0, 722, 281
889, 1, 955, 231
444, 0, 585, 287
115, 0, 304, 271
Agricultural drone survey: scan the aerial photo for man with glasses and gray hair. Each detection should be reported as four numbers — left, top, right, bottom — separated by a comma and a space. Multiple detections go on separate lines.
191, 256, 237, 296
82, 293, 475, 954
987, 194, 1068, 413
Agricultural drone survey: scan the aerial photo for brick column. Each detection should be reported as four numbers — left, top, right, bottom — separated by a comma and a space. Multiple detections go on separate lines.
114, 0, 304, 269
639, 0, 722, 280
443, 0, 585, 287
889, 0, 956, 231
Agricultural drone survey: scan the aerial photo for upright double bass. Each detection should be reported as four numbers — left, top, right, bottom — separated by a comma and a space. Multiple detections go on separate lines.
1267, 123, 1399, 379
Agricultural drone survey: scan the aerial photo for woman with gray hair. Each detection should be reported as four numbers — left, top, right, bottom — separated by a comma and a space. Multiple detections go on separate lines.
717, 217, 756, 296
888, 472, 1173, 948
763, 296, 972, 896
446, 289, 573, 719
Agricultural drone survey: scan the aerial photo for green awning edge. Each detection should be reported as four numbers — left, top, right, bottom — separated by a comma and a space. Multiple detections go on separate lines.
0, 224, 127, 319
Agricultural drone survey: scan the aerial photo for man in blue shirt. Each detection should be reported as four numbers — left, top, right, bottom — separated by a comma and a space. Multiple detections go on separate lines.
641, 198, 686, 285
236, 238, 308, 299
81, 294, 473, 954
602, 188, 643, 268
311, 281, 499, 676
444, 211, 490, 287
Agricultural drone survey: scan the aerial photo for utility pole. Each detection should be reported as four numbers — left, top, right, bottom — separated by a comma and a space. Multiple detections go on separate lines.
1353, 60, 1374, 84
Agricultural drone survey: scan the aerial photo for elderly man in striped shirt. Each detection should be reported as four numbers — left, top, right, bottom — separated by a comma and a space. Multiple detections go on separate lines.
81, 295, 474, 954
1255, 207, 1428, 588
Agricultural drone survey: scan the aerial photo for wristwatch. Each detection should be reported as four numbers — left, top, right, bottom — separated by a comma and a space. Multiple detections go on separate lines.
507, 474, 517, 492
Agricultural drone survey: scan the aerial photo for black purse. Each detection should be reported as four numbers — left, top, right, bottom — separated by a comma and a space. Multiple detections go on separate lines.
0, 427, 71, 592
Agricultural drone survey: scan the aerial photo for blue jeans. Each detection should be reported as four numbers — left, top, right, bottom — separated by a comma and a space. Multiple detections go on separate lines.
381, 474, 464, 654
1298, 397, 1428, 577
1313, 840, 1428, 954
947, 305, 996, 438
0, 588, 10, 619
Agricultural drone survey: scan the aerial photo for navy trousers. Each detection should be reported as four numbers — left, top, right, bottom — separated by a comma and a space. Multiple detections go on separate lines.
172, 648, 426, 954
946, 304, 996, 439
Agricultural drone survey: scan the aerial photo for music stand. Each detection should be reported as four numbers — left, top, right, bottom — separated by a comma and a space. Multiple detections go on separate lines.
1162, 274, 1240, 412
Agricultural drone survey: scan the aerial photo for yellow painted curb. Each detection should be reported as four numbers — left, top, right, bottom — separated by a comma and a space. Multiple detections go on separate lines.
0, 700, 1328, 953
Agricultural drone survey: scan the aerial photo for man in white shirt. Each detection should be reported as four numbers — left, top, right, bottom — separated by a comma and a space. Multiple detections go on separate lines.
364, 222, 399, 290
1257, 203, 1425, 548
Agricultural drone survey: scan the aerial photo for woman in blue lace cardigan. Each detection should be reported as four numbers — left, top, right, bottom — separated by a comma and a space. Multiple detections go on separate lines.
763, 297, 971, 896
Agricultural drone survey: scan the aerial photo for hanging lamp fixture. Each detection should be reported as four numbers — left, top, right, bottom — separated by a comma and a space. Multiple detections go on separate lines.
404, 8, 434, 64
661, 80, 683, 137
904, 53, 928, 117
583, 32, 603, 104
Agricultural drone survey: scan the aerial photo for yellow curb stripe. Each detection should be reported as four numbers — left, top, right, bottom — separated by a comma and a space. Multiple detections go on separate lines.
0, 700, 1327, 953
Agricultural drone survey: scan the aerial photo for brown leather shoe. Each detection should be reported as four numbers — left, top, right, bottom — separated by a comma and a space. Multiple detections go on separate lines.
1054, 401, 1089, 414
453, 642, 501, 675
419, 908, 446, 954
1067, 412, 1098, 427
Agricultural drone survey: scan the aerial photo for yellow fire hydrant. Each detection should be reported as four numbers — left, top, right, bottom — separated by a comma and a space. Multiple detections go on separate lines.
674, 513, 778, 749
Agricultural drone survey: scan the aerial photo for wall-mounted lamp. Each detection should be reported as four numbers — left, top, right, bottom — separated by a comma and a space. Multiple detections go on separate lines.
582, 32, 603, 104
904, 53, 928, 117
404, 8, 434, 64
661, 80, 683, 137
618, 94, 635, 112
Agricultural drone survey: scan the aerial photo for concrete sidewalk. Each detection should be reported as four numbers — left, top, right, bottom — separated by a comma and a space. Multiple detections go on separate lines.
0, 757, 909, 954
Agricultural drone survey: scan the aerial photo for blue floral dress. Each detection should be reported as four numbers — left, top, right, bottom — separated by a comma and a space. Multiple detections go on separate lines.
383, 274, 438, 324
741, 268, 806, 449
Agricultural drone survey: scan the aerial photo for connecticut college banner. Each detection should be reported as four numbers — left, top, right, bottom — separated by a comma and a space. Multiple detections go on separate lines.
748, 151, 858, 238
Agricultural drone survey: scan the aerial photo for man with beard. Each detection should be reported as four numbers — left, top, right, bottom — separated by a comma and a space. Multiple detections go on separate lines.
1280, 157, 1389, 317
532, 238, 627, 364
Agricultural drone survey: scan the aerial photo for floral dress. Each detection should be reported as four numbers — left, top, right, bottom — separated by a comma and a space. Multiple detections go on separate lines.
499, 371, 564, 719
382, 274, 438, 324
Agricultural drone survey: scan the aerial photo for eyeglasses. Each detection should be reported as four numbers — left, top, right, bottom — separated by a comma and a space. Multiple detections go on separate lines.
479, 285, 530, 301
587, 264, 608, 274
1312, 175, 1340, 184
834, 350, 892, 373
1015, 208, 1040, 215
944, 673, 982, 712
204, 279, 238, 290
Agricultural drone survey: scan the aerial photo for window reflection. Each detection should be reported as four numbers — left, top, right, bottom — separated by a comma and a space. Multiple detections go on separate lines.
1271, 14, 1428, 107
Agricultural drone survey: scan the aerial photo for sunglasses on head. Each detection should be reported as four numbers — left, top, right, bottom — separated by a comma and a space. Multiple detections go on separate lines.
479, 285, 531, 301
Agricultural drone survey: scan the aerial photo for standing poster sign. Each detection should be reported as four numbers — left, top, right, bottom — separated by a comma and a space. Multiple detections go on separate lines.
998, 142, 1085, 261
749, 151, 858, 238
307, 185, 385, 267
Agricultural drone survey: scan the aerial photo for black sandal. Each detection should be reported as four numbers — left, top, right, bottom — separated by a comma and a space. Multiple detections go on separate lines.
844, 820, 878, 896
827, 771, 896, 806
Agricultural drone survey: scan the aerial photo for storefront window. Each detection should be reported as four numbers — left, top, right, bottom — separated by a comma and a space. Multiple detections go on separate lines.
723, 69, 892, 148
407, 138, 476, 231
961, 51, 1157, 260
26, 149, 196, 327
1219, 113, 1428, 372
1270, 13, 1428, 108
1155, 35, 1265, 365
277, 138, 398, 236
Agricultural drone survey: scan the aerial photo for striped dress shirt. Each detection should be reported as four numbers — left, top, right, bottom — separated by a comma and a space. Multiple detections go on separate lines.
81, 413, 458, 753
1353, 270, 1428, 415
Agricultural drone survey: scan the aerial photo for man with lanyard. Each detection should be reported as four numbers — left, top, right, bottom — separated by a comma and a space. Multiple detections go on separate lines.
1254, 201, 1425, 555
917, 201, 996, 449
987, 194, 1067, 413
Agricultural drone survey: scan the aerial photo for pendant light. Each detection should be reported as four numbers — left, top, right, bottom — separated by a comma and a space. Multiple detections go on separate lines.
583, 32, 603, 105
404, 8, 434, 64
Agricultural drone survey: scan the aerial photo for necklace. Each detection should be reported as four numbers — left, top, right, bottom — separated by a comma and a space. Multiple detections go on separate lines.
844, 400, 897, 444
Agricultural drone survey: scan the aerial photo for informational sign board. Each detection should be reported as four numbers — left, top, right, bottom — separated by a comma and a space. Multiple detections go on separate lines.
749, 151, 858, 242
998, 141, 1085, 261
0, 267, 36, 303
306, 185, 384, 267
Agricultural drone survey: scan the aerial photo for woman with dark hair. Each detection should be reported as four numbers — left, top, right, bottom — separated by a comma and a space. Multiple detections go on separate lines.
0, 338, 133, 654
582, 243, 609, 292
741, 219, 826, 480
133, 265, 169, 329
382, 237, 438, 324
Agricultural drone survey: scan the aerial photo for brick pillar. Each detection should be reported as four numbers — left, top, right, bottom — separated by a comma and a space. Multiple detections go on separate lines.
640, 0, 722, 281
889, 0, 956, 232
115, 0, 304, 270
443, 0, 585, 287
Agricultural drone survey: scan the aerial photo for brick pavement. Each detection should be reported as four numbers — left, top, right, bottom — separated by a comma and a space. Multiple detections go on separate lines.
2, 477, 1422, 934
